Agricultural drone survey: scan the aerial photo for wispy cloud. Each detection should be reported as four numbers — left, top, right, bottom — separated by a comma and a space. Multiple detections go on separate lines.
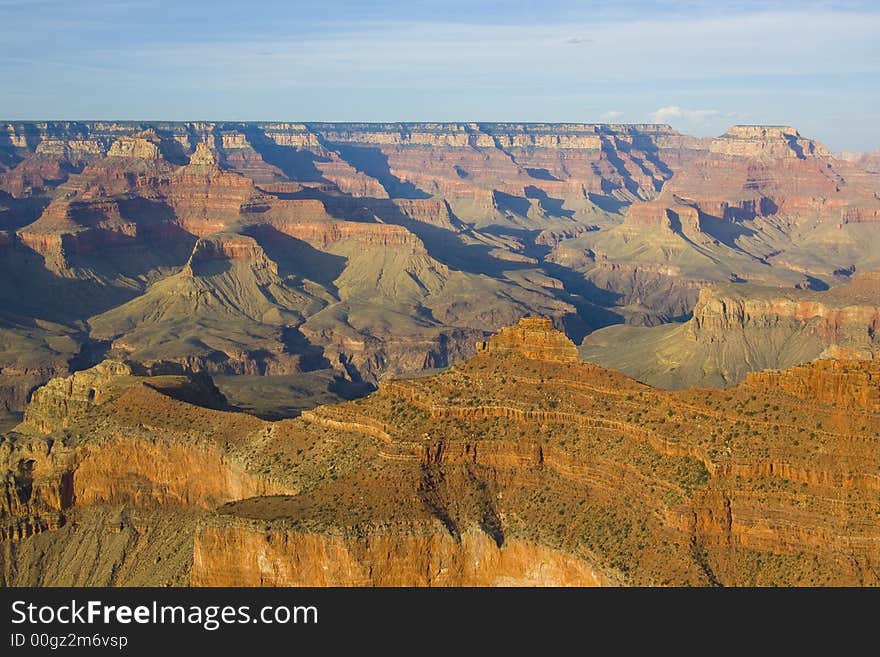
649, 106, 721, 124
1, 2, 879, 149
108, 9, 880, 89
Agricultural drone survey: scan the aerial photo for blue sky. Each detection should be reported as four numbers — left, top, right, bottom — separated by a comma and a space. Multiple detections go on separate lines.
1, 1, 878, 151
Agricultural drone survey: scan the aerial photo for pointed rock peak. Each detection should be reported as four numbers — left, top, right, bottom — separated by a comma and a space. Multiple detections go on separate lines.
188, 141, 218, 167
478, 316, 578, 362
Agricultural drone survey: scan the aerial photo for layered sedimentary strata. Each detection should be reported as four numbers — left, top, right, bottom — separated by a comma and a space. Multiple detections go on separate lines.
555, 125, 880, 320
22, 360, 134, 433
185, 233, 278, 273
1, 120, 879, 420
709, 125, 831, 159
4, 321, 879, 586
107, 133, 161, 160
1, 363, 294, 577
477, 317, 579, 362
745, 360, 879, 410
268, 219, 427, 251
689, 280, 880, 350
192, 522, 607, 586
581, 271, 880, 389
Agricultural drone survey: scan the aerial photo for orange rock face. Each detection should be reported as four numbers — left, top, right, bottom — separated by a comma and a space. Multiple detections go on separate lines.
477, 317, 579, 362
1, 121, 880, 589
192, 523, 606, 586
74, 439, 288, 509
2, 366, 292, 548
746, 360, 879, 410
270, 220, 426, 251
4, 319, 879, 587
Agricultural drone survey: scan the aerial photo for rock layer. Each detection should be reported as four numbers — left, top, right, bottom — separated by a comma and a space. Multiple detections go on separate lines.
477, 317, 579, 362
3, 321, 879, 586
582, 271, 880, 389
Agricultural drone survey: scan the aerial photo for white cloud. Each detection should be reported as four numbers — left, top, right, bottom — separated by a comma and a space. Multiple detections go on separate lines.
600, 110, 623, 121
649, 106, 721, 124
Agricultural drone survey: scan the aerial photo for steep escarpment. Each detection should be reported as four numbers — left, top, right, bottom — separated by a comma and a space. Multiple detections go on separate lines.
193, 518, 608, 586
745, 359, 879, 410
708, 125, 830, 159
2, 120, 880, 416
581, 271, 879, 389
553, 124, 880, 321
0, 362, 296, 584
3, 320, 880, 586
191, 320, 880, 586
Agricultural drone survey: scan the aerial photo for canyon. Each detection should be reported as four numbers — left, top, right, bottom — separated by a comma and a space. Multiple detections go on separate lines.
1, 121, 879, 420
2, 318, 878, 586
1, 120, 878, 586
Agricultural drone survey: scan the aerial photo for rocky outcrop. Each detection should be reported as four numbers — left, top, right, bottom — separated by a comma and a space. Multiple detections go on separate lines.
185, 234, 277, 274
583, 273, 880, 389
3, 321, 880, 586
164, 164, 258, 236
20, 360, 231, 434
187, 142, 217, 167
22, 360, 133, 433
3, 364, 292, 548
623, 200, 701, 234
477, 317, 578, 362
107, 131, 163, 160
35, 139, 104, 159
192, 521, 606, 586
269, 219, 427, 251
745, 360, 879, 410
709, 125, 831, 159
391, 198, 460, 229
690, 284, 880, 339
